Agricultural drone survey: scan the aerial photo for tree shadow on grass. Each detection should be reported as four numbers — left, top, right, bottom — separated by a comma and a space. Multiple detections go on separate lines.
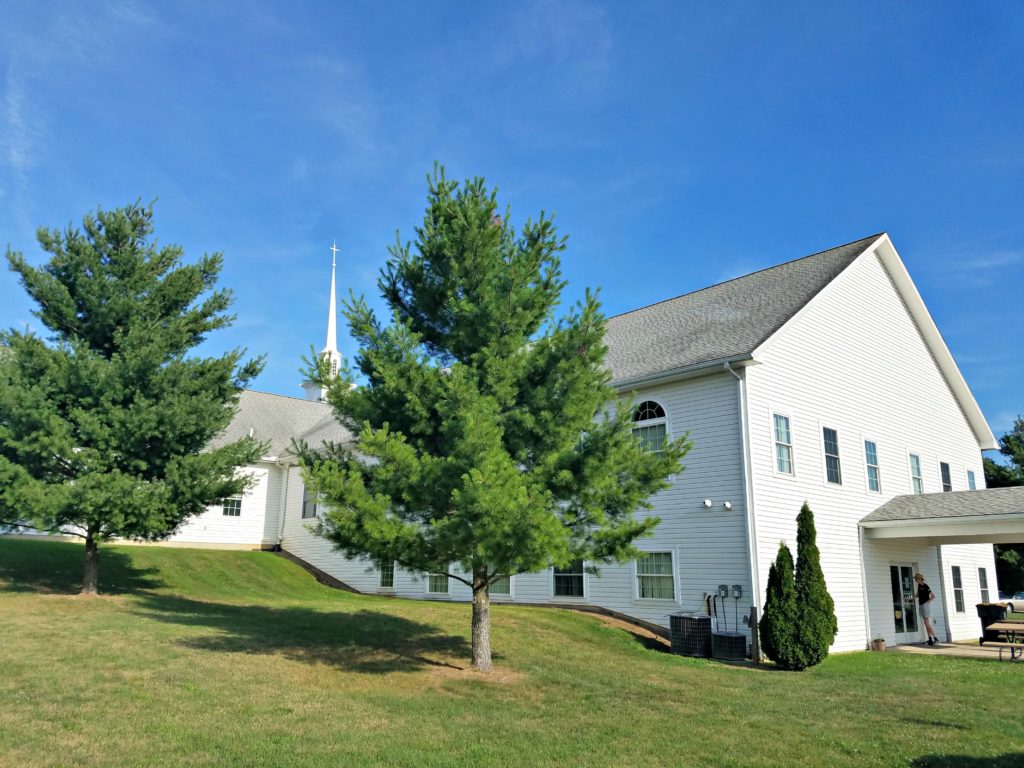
910, 755, 1024, 767
0, 538, 163, 594
133, 593, 475, 674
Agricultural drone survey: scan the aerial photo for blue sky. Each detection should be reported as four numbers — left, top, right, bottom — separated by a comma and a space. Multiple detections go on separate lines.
1, 1, 1021, 442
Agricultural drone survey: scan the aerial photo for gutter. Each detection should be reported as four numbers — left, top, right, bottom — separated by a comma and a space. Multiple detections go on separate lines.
613, 354, 754, 393
860, 511, 1024, 530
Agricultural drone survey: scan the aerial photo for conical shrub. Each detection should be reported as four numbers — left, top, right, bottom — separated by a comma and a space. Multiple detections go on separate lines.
759, 541, 797, 667
792, 501, 838, 669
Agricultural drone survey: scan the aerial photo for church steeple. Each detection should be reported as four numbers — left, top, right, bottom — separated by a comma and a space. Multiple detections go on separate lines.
302, 242, 343, 401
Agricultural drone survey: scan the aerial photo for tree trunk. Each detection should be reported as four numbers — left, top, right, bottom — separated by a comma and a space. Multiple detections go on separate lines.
82, 531, 99, 595
471, 568, 492, 672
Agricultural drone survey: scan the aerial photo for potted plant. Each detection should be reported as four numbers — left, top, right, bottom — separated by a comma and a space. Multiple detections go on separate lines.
870, 635, 886, 652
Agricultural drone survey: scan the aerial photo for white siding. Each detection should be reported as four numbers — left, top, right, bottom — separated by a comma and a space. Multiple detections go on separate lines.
280, 371, 752, 634
170, 463, 277, 547
861, 537, 945, 646
939, 543, 1001, 641
744, 250, 990, 651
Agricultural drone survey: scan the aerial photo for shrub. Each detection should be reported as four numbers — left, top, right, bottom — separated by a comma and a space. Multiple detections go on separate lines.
759, 502, 838, 670
759, 541, 797, 666
792, 501, 838, 668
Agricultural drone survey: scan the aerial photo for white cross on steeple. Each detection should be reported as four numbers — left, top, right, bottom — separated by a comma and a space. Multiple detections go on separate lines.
330, 240, 339, 267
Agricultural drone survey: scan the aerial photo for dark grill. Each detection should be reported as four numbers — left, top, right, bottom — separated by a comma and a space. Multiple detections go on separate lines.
711, 630, 747, 660
670, 612, 712, 657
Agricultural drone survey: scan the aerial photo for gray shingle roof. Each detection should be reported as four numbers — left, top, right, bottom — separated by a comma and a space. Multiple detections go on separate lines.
604, 234, 883, 386
860, 487, 1024, 524
210, 390, 349, 457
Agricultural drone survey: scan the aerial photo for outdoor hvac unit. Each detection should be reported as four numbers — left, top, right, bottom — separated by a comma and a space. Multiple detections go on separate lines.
711, 630, 747, 661
670, 612, 711, 658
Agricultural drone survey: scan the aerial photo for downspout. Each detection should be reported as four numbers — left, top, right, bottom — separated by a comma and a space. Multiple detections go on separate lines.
857, 524, 873, 649
724, 361, 762, 658
275, 458, 292, 548
935, 543, 953, 643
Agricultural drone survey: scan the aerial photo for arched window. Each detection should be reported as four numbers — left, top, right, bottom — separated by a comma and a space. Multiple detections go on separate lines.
632, 400, 667, 454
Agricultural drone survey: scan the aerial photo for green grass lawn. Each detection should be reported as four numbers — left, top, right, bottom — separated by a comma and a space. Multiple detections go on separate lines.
1, 538, 1022, 768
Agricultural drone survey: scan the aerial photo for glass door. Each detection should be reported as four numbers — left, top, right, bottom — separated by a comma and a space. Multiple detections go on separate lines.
889, 565, 919, 641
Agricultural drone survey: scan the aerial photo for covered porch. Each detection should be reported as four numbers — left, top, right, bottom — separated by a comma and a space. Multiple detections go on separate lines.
859, 487, 1024, 648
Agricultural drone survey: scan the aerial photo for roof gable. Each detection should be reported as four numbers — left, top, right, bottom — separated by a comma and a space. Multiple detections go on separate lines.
210, 390, 339, 458
604, 234, 881, 387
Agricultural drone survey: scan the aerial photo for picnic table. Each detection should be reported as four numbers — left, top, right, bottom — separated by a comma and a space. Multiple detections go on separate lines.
980, 622, 1024, 660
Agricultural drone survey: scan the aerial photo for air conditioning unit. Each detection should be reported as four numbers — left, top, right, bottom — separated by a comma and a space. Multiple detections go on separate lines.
670, 612, 711, 657
711, 630, 747, 661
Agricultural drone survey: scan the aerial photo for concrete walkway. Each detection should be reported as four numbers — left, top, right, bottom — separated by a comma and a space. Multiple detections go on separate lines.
889, 641, 1018, 661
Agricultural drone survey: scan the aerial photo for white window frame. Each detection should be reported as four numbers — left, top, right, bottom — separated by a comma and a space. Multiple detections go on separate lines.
633, 550, 679, 602
951, 565, 965, 613
221, 496, 242, 517
863, 438, 881, 494
967, 469, 977, 491
301, 485, 319, 519
489, 574, 514, 599
550, 560, 587, 600
379, 561, 396, 590
426, 571, 450, 596
821, 426, 842, 486
908, 453, 924, 495
631, 399, 669, 456
978, 567, 990, 603
771, 411, 795, 478
940, 461, 952, 492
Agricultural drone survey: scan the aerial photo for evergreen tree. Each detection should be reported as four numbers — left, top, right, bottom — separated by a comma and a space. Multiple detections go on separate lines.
985, 417, 1024, 591
791, 502, 838, 669
0, 203, 263, 593
759, 541, 797, 666
301, 168, 689, 671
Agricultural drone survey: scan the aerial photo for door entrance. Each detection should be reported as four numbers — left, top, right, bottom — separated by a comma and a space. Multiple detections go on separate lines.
890, 564, 919, 641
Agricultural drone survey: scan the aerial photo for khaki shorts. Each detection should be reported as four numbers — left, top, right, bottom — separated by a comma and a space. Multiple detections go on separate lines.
920, 602, 932, 619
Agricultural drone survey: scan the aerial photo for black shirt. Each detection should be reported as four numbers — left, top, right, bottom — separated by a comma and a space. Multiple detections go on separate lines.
917, 582, 932, 603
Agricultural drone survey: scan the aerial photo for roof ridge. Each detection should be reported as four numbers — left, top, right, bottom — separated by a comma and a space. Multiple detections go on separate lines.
605, 233, 885, 322
243, 388, 331, 404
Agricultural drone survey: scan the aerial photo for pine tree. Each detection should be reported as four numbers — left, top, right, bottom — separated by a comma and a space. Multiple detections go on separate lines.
759, 541, 797, 666
301, 168, 689, 671
792, 501, 838, 669
985, 417, 1024, 591
0, 203, 263, 593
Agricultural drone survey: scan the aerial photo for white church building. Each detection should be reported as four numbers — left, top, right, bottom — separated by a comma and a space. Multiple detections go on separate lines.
169, 232, 1024, 653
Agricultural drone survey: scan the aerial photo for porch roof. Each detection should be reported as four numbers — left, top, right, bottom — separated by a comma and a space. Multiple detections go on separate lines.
859, 487, 1024, 545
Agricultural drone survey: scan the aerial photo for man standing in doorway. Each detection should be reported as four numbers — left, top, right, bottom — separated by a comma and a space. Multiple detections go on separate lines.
915, 573, 938, 645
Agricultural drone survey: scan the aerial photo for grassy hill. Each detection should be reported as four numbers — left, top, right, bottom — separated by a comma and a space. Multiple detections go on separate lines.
1, 537, 1022, 768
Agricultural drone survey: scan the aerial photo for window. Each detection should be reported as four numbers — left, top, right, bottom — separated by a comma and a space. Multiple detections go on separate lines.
379, 561, 395, 589
909, 454, 923, 494
968, 470, 977, 491
427, 572, 449, 594
823, 427, 842, 485
632, 401, 667, 454
301, 486, 318, 519
940, 462, 952, 492
221, 497, 242, 517
952, 566, 965, 612
773, 414, 793, 475
636, 552, 675, 600
864, 440, 881, 493
490, 575, 511, 596
979, 567, 990, 603
553, 560, 585, 597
